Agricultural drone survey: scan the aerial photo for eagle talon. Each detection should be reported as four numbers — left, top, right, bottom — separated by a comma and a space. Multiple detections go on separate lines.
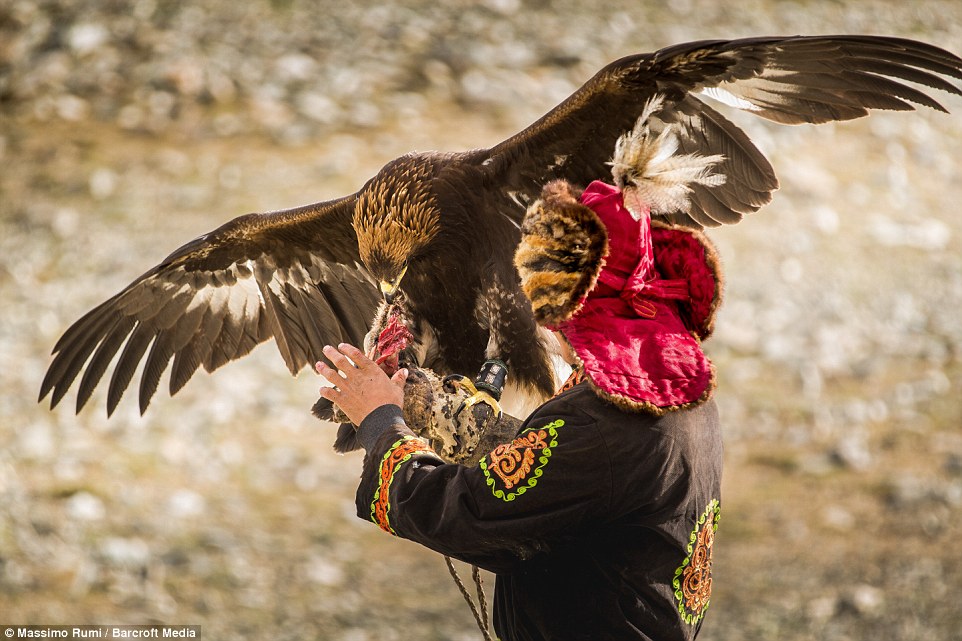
456, 390, 503, 421
442, 373, 471, 395
443, 375, 503, 420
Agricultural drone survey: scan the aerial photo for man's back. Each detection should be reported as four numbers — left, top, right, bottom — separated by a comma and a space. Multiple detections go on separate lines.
491, 383, 723, 641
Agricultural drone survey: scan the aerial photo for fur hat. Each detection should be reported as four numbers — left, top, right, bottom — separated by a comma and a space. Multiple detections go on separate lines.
513, 180, 609, 326
515, 104, 728, 413
515, 178, 723, 414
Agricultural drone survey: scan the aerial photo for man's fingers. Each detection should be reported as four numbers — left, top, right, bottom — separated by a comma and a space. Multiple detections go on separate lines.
315, 362, 343, 404
337, 343, 375, 370
322, 344, 357, 373
314, 347, 403, 426
317, 385, 339, 400
314, 359, 334, 378
315, 360, 342, 386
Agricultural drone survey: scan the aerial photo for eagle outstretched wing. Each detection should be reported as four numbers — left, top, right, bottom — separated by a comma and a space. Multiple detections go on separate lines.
39, 196, 380, 415
482, 35, 962, 228
41, 35, 962, 417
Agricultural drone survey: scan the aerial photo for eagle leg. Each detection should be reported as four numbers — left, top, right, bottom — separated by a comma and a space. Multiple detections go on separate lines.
442, 373, 503, 421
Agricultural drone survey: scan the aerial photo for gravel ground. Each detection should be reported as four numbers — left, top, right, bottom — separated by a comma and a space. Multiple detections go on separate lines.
2, 1, 961, 639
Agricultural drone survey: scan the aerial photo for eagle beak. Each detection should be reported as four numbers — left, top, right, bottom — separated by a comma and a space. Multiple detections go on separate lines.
379, 265, 408, 304
380, 281, 398, 304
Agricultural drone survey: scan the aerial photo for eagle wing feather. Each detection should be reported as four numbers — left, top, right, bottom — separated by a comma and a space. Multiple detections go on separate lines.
41, 34, 962, 416
40, 196, 380, 415
482, 35, 962, 229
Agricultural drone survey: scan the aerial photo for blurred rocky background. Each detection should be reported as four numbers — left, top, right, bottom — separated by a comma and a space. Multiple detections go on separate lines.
2, 0, 961, 639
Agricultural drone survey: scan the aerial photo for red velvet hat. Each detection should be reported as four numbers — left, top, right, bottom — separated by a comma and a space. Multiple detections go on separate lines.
515, 178, 722, 413
515, 101, 727, 412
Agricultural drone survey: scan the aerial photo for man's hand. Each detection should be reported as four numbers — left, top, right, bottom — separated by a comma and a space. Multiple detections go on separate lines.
315, 343, 408, 426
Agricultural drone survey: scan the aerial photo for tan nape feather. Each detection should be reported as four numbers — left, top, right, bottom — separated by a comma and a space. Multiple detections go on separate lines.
354, 155, 442, 274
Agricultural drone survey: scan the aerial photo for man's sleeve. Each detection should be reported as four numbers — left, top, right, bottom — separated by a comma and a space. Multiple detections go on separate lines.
353, 403, 612, 573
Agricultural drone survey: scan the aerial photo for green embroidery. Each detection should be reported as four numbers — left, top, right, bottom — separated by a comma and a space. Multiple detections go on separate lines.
479, 419, 562, 501
370, 436, 431, 534
673, 499, 720, 625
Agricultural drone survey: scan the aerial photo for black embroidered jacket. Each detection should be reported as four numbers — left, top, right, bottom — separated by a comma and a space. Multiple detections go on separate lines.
354, 382, 723, 641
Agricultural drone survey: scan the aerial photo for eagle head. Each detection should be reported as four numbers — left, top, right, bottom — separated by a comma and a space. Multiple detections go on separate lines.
354, 154, 442, 302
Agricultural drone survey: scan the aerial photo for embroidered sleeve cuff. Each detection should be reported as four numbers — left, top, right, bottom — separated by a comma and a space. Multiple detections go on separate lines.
358, 404, 406, 451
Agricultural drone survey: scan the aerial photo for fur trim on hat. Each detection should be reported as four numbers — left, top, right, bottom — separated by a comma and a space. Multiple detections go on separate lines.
651, 220, 725, 339
555, 333, 717, 416
586, 358, 717, 416
514, 180, 609, 326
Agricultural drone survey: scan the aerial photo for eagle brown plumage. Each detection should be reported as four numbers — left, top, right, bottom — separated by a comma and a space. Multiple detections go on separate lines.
39, 35, 962, 418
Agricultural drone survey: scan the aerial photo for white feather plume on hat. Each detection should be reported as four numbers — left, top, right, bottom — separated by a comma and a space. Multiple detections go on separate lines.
609, 95, 728, 220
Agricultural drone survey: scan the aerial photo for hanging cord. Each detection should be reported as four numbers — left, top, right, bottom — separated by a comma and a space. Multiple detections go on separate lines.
444, 555, 493, 641
472, 564, 490, 631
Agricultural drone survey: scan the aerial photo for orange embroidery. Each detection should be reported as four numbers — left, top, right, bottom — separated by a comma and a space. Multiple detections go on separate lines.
489, 430, 550, 489
480, 420, 562, 501
555, 365, 586, 397
674, 499, 720, 624
371, 437, 432, 534
682, 520, 714, 612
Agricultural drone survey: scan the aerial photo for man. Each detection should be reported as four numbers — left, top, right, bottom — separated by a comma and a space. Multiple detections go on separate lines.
316, 175, 725, 640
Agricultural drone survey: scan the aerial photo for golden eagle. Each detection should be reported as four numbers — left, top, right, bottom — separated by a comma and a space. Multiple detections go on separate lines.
40, 35, 962, 418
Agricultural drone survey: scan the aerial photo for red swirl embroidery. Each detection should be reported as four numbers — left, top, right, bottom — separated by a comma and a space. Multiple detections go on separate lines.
682, 518, 714, 613
372, 438, 432, 534
480, 420, 562, 501
554, 365, 586, 397
673, 499, 720, 624
488, 429, 550, 489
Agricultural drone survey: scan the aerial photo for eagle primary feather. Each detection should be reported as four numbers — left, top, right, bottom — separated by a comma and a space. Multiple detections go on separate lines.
39, 35, 962, 417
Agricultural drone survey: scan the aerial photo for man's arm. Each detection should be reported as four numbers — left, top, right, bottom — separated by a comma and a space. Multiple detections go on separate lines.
316, 344, 613, 573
